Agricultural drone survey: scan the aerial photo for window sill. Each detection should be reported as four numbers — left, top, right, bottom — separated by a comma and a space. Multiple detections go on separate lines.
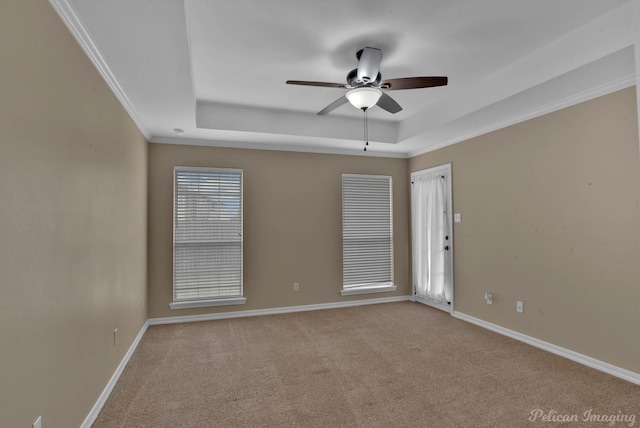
340, 285, 397, 296
169, 297, 247, 310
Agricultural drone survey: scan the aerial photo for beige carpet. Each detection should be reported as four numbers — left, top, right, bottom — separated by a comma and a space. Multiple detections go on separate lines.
93, 302, 640, 427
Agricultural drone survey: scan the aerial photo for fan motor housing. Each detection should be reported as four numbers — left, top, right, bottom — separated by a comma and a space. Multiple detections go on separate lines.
346, 68, 381, 87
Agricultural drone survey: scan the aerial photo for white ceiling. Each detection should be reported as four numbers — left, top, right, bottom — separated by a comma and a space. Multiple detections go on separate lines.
51, 0, 635, 158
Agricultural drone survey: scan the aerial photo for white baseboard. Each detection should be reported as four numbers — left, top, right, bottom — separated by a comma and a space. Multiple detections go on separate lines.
80, 320, 150, 428
149, 295, 412, 326
452, 311, 640, 386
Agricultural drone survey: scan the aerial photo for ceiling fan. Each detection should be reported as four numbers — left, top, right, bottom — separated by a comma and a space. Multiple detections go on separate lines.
286, 47, 448, 115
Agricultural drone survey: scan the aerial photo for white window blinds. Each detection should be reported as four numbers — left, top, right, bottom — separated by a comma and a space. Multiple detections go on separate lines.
173, 167, 243, 302
342, 174, 393, 291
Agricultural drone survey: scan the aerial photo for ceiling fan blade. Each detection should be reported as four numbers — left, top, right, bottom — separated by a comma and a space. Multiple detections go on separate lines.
377, 93, 402, 114
356, 47, 382, 84
381, 76, 448, 90
318, 96, 349, 115
286, 80, 344, 88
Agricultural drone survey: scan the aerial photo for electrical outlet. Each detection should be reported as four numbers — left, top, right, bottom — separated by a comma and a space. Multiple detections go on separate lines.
113, 328, 118, 346
454, 213, 462, 223
517, 301, 524, 313
485, 292, 493, 305
293, 282, 300, 292
33, 416, 42, 428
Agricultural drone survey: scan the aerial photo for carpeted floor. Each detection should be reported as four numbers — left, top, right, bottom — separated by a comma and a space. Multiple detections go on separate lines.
93, 302, 640, 427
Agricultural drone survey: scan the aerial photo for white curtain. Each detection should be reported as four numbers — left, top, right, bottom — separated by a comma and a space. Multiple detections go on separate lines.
412, 173, 450, 303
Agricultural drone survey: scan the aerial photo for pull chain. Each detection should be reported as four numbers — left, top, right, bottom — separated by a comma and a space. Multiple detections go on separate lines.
363, 108, 369, 151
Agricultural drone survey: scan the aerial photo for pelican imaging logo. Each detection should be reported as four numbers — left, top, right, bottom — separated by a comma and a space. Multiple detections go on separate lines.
529, 409, 636, 426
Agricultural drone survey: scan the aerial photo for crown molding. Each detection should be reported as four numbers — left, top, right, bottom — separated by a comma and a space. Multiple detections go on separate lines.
149, 136, 409, 158
409, 73, 635, 158
48, 0, 151, 140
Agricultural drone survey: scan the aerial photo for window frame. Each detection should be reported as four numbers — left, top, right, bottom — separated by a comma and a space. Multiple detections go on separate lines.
340, 173, 396, 296
170, 166, 246, 310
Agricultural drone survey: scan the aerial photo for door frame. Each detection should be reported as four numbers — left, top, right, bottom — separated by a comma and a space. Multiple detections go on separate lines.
410, 163, 454, 313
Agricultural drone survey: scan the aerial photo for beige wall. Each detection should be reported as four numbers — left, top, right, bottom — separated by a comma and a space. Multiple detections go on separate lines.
0, 1, 148, 427
410, 87, 640, 373
148, 145, 409, 318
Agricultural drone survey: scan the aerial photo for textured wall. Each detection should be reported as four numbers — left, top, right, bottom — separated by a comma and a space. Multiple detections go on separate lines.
409, 87, 640, 374
0, 1, 148, 427
148, 145, 410, 318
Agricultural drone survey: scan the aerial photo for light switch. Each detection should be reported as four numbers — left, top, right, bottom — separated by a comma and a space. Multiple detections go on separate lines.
454, 213, 461, 223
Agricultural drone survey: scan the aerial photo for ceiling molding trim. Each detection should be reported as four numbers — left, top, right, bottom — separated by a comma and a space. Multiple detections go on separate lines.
195, 101, 400, 144
407, 73, 635, 159
149, 136, 408, 159
48, 0, 151, 140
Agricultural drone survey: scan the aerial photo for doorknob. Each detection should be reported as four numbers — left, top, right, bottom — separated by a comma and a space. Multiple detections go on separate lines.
444, 246, 449, 250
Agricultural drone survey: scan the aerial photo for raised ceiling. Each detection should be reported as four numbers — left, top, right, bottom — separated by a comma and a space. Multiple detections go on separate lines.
51, 0, 635, 158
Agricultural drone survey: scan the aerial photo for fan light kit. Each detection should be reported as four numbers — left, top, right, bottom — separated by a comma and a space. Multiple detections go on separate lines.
346, 87, 382, 110
286, 47, 448, 150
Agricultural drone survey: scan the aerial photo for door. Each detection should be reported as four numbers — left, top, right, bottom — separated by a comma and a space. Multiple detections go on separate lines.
411, 164, 454, 313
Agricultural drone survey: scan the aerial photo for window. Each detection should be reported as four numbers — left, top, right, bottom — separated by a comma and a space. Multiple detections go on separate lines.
341, 174, 396, 296
171, 167, 245, 309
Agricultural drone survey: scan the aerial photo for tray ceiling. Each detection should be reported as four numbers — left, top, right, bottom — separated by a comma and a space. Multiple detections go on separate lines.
51, 0, 635, 157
